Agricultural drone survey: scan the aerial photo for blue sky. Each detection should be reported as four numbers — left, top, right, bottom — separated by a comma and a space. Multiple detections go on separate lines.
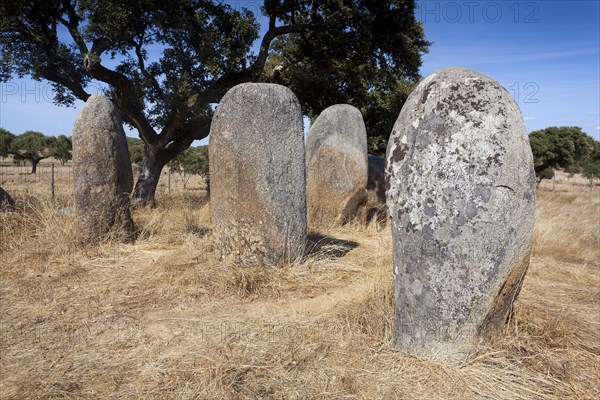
417, 0, 600, 140
0, 0, 598, 143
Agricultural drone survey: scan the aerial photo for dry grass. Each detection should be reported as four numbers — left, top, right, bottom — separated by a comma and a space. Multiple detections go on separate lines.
0, 167, 599, 399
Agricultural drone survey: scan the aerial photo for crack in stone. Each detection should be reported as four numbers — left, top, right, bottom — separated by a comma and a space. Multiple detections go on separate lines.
494, 185, 515, 193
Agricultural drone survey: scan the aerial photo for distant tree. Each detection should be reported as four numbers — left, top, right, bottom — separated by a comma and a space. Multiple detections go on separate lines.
529, 126, 596, 185
7, 131, 58, 173
361, 80, 417, 155
580, 140, 600, 189
53, 135, 72, 165
167, 146, 209, 190
2, 129, 74, 168
0, 0, 430, 205
0, 128, 14, 157
126, 137, 145, 165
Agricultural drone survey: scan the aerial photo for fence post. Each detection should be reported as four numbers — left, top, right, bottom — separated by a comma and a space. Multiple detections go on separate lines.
51, 163, 55, 201
168, 168, 171, 196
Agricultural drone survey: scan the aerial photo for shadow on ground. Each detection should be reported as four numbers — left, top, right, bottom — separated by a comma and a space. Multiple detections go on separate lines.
305, 232, 359, 260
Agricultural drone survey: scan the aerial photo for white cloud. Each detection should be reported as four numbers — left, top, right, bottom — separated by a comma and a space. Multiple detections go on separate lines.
594, 126, 600, 131
425, 47, 600, 67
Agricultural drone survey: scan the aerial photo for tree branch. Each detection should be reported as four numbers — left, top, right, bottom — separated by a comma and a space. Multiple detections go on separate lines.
41, 67, 90, 101
158, 18, 305, 149
160, 116, 212, 163
90, 38, 112, 57
83, 54, 159, 146
58, 0, 88, 56
158, 69, 250, 147
252, 23, 305, 79
133, 37, 165, 102
18, 6, 90, 103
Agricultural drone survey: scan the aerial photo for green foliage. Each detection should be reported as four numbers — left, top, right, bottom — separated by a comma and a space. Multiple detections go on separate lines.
529, 126, 599, 183
9, 131, 55, 159
361, 80, 417, 154
53, 135, 73, 164
0, 127, 15, 157
1, 130, 75, 171
265, 1, 428, 148
538, 167, 554, 181
168, 146, 209, 177
126, 137, 145, 165
6, 130, 58, 172
0, 0, 429, 201
580, 141, 600, 180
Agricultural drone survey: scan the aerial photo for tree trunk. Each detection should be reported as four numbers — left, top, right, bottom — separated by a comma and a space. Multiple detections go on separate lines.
31, 159, 39, 174
131, 153, 165, 206
129, 130, 207, 205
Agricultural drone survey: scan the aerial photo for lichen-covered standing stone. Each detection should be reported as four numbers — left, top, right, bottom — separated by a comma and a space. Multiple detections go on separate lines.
385, 67, 536, 361
72, 94, 134, 242
209, 83, 306, 264
306, 104, 368, 226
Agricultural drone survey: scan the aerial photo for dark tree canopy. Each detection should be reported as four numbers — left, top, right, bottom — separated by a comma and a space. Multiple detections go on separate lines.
0, 128, 13, 157
53, 135, 73, 164
529, 126, 600, 185
0, 0, 430, 203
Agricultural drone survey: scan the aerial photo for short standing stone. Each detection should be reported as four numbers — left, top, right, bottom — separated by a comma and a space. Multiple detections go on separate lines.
0, 187, 15, 211
209, 83, 306, 264
365, 154, 387, 223
305, 104, 368, 226
385, 67, 536, 361
367, 154, 386, 206
72, 94, 135, 242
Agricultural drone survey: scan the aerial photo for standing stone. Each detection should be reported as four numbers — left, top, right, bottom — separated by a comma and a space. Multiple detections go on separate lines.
365, 154, 387, 223
385, 67, 536, 361
0, 187, 15, 211
305, 104, 368, 226
367, 154, 386, 206
72, 94, 135, 243
209, 83, 306, 264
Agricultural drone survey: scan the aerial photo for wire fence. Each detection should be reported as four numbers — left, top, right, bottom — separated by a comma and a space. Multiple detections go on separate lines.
1, 160, 595, 200
0, 161, 208, 200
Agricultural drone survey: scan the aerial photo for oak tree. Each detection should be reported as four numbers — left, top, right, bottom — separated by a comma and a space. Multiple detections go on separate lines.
1, 0, 429, 204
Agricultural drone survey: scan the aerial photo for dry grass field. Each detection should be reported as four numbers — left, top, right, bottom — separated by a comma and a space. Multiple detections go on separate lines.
1, 163, 598, 399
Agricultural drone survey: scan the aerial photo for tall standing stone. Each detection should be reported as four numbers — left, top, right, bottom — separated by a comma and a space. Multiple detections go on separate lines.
209, 83, 306, 264
385, 67, 536, 361
72, 94, 135, 243
305, 104, 368, 226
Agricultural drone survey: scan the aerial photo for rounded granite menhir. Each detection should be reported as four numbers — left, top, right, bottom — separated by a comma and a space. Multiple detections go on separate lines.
385, 67, 536, 361
209, 83, 306, 265
305, 104, 368, 226
72, 94, 135, 243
